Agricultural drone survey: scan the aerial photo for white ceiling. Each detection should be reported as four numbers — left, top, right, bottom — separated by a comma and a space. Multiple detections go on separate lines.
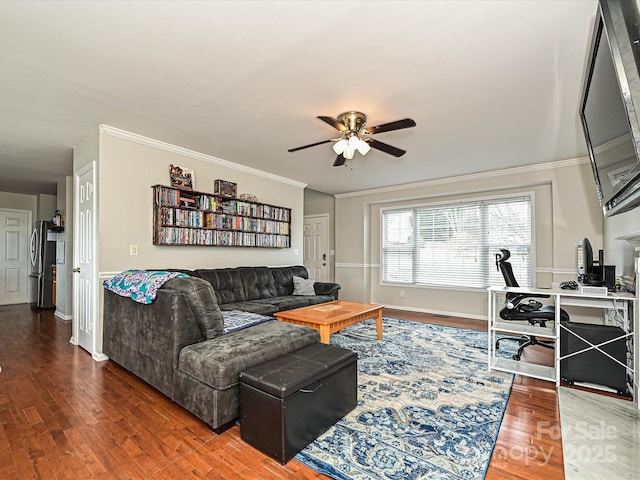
0, 0, 598, 196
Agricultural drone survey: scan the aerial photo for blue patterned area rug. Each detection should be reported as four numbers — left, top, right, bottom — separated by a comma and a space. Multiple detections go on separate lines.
295, 318, 514, 480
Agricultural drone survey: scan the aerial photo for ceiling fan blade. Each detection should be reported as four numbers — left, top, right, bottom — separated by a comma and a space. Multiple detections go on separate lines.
368, 139, 406, 157
365, 118, 416, 135
287, 139, 332, 153
317, 116, 348, 132
333, 154, 346, 167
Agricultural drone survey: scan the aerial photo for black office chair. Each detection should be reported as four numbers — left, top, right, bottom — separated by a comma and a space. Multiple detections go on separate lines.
495, 249, 569, 361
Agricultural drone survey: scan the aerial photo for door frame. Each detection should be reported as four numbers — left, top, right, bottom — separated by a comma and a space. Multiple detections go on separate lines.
0, 208, 32, 305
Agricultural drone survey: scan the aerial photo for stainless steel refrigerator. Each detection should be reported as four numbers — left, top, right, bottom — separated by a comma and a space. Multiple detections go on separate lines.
30, 220, 56, 309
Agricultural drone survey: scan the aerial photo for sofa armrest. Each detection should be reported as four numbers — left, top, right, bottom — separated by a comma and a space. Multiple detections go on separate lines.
103, 286, 205, 399
313, 281, 341, 299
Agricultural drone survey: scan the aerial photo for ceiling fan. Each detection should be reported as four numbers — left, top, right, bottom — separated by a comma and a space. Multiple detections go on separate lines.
288, 111, 416, 166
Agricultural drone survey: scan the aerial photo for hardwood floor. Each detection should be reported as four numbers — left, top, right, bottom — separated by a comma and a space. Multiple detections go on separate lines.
0, 304, 563, 479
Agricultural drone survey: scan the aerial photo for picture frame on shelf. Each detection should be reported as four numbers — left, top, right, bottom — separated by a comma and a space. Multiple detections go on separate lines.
169, 164, 194, 190
214, 179, 237, 198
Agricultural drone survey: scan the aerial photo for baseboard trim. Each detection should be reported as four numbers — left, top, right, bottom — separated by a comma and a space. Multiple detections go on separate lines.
93, 353, 109, 362
55, 310, 72, 321
382, 303, 487, 321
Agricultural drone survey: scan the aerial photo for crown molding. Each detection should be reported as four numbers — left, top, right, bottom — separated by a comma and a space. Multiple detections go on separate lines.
100, 125, 307, 189
594, 134, 629, 155
335, 156, 590, 199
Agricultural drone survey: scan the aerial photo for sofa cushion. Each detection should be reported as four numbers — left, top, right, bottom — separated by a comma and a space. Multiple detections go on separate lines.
195, 268, 246, 304
238, 266, 277, 301
161, 277, 224, 339
219, 302, 279, 316
253, 296, 311, 310
178, 321, 320, 390
306, 295, 336, 306
271, 265, 309, 296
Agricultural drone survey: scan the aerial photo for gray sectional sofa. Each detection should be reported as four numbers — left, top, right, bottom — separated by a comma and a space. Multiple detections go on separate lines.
192, 265, 340, 315
103, 265, 340, 432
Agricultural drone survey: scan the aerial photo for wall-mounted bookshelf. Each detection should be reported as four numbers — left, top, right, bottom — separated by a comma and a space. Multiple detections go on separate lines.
152, 185, 291, 248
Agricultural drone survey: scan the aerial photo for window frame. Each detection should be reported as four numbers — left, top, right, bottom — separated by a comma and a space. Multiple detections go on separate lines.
379, 192, 536, 291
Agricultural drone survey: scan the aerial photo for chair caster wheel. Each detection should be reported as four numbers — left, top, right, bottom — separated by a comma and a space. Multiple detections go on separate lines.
512, 354, 520, 361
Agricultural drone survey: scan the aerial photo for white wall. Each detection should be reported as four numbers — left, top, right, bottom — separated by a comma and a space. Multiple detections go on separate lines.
97, 126, 306, 273
334, 158, 602, 320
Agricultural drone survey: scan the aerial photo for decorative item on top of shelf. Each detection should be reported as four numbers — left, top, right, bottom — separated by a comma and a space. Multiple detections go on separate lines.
169, 164, 194, 190
214, 179, 237, 198
239, 193, 258, 202
52, 210, 64, 232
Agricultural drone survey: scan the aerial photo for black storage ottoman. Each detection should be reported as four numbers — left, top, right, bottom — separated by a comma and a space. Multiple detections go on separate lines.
239, 342, 357, 464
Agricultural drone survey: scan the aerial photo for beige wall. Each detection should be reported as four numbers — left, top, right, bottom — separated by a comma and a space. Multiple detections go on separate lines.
604, 203, 640, 285
304, 188, 336, 281
37, 194, 57, 221
97, 127, 306, 273
0, 191, 37, 216
54, 176, 73, 320
0, 191, 56, 224
334, 158, 602, 320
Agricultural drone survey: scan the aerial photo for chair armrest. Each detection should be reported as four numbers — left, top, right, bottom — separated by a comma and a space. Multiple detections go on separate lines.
507, 293, 549, 307
314, 282, 341, 299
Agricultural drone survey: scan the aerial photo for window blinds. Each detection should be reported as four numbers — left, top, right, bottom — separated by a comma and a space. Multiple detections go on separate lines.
382, 196, 532, 288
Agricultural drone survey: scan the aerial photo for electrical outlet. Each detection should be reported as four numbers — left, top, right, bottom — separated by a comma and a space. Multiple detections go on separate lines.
400, 290, 405, 298
130, 245, 138, 256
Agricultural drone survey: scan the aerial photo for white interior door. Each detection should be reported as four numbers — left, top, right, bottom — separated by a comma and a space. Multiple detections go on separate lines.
0, 209, 30, 305
303, 215, 329, 281
73, 163, 97, 354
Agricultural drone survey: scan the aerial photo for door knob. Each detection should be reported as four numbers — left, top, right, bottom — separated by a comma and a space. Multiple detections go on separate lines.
72, 267, 81, 273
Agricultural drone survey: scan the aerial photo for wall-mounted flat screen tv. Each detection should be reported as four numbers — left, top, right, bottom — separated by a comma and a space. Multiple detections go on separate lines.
580, 0, 640, 216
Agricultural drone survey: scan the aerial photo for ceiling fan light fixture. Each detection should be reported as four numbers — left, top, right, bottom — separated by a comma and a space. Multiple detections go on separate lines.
332, 138, 348, 155
344, 148, 355, 160
288, 111, 416, 165
357, 139, 371, 155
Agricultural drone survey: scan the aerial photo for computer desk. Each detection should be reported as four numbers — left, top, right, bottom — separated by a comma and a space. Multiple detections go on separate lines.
487, 285, 637, 407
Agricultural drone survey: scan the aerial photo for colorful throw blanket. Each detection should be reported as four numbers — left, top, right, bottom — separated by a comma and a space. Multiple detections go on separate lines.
103, 270, 187, 304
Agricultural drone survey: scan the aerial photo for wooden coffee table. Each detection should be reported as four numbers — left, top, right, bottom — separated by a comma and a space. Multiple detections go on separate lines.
274, 300, 384, 344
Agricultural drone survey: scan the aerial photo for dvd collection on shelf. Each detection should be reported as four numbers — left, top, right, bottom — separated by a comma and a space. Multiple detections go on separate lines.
153, 185, 291, 248
159, 208, 289, 234
158, 228, 289, 247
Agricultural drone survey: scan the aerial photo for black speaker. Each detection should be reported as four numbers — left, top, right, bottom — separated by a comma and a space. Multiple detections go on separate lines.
560, 322, 628, 395
600, 265, 616, 291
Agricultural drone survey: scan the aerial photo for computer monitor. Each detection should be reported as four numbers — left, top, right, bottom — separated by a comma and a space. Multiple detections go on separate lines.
582, 237, 604, 286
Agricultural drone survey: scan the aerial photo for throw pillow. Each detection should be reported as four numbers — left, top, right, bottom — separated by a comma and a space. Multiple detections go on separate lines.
293, 276, 316, 295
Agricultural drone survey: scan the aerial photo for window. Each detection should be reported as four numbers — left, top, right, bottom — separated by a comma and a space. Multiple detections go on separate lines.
382, 195, 532, 288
